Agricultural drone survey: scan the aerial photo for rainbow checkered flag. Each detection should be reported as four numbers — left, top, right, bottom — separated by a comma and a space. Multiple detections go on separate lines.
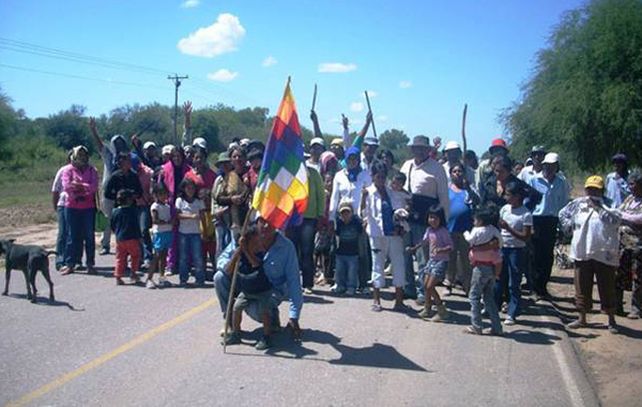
252, 78, 309, 229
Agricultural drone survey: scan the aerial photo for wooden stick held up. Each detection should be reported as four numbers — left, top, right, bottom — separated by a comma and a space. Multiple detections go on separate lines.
364, 90, 377, 139
461, 103, 468, 155
311, 83, 318, 112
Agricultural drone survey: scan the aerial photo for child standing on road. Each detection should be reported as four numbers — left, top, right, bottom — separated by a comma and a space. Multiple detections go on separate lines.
145, 184, 173, 288
496, 182, 532, 325
408, 206, 452, 322
464, 205, 503, 335
111, 189, 141, 286
175, 178, 206, 286
332, 201, 362, 296
222, 225, 273, 350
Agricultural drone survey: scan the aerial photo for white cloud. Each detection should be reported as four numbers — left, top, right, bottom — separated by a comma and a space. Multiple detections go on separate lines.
207, 69, 238, 82
262, 56, 277, 67
399, 80, 412, 89
177, 13, 245, 58
318, 62, 357, 73
350, 102, 364, 112
181, 0, 200, 8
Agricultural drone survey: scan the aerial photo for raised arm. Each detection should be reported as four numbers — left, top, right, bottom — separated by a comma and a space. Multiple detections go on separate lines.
88, 117, 104, 150
182, 101, 193, 147
310, 110, 322, 138
351, 111, 372, 149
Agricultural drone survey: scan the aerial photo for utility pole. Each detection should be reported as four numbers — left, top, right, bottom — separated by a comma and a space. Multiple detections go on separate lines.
168, 74, 188, 145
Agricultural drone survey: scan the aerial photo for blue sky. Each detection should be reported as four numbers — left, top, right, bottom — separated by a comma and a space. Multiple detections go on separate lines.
0, 0, 585, 153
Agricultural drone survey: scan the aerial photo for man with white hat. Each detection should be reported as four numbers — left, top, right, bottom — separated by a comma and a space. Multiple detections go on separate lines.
361, 135, 379, 173
192, 137, 208, 152
518, 145, 547, 184
443, 140, 475, 188
307, 137, 325, 173
399, 135, 450, 300
529, 152, 570, 300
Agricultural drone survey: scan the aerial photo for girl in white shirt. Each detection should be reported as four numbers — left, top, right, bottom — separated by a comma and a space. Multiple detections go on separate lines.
175, 178, 206, 286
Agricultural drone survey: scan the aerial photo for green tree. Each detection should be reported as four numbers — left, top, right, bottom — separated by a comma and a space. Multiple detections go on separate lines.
501, 0, 642, 171
45, 105, 92, 152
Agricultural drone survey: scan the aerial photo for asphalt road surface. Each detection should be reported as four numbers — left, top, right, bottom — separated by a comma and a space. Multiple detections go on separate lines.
1, 253, 599, 407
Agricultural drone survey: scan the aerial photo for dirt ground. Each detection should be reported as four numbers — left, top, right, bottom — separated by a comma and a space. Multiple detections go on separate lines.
0, 220, 640, 406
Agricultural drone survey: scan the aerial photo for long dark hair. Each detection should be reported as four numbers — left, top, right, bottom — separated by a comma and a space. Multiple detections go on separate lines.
426, 205, 447, 229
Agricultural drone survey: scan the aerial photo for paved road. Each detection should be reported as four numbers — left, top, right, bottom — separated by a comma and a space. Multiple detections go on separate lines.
0, 252, 599, 407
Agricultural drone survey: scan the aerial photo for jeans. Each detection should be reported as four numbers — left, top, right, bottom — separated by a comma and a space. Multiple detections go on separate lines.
100, 197, 114, 251
138, 206, 153, 262
470, 265, 502, 333
286, 218, 317, 289
215, 223, 231, 258
532, 216, 558, 295
55, 206, 68, 269
213, 269, 280, 326
179, 233, 204, 284
335, 254, 359, 291
495, 247, 525, 319
64, 207, 95, 267
406, 222, 427, 298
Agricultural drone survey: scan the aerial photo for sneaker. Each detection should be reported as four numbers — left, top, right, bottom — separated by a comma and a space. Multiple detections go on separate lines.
607, 324, 619, 334
255, 336, 272, 350
566, 320, 587, 330
465, 326, 482, 335
627, 312, 640, 320
431, 304, 448, 322
115, 277, 125, 286
164, 268, 174, 277
303, 287, 314, 295
330, 284, 345, 294
418, 308, 431, 319
345, 288, 356, 296
504, 317, 516, 326
99, 248, 110, 255
221, 331, 241, 346
371, 303, 383, 312
60, 266, 74, 276
145, 279, 156, 289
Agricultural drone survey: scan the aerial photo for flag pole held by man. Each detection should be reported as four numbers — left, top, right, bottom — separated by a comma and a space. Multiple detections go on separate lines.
217, 77, 308, 351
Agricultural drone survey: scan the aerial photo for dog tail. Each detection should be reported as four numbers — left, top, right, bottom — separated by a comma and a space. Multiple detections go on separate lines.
46, 251, 57, 256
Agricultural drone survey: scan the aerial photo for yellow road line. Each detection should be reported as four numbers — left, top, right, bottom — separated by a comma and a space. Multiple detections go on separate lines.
6, 298, 217, 407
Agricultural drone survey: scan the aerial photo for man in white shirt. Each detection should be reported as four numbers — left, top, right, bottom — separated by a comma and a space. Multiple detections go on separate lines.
399, 135, 450, 301
518, 145, 546, 184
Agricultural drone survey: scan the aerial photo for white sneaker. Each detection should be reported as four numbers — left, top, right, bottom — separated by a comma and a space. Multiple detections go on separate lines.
504, 317, 516, 326
145, 279, 156, 289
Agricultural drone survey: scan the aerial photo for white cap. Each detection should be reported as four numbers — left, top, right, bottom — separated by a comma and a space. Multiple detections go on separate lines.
310, 137, 325, 147
193, 137, 207, 150
161, 144, 175, 155
542, 152, 559, 164
444, 141, 461, 151
143, 141, 156, 150
240, 138, 251, 146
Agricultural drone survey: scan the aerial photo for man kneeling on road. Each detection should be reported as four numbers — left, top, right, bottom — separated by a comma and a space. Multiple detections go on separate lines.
214, 217, 303, 346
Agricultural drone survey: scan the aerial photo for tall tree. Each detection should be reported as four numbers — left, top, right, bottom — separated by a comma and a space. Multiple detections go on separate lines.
501, 0, 642, 170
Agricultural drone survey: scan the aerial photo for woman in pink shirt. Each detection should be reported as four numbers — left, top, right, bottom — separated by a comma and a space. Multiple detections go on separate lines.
60, 146, 99, 275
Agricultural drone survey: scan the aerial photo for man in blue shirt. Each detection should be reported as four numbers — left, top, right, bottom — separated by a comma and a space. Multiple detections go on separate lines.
529, 152, 570, 300
214, 217, 303, 338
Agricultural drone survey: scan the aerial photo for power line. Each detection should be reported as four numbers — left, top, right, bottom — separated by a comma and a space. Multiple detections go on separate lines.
0, 63, 167, 91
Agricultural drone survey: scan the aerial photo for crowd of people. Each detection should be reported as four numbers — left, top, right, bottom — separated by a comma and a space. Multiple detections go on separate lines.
50, 101, 642, 349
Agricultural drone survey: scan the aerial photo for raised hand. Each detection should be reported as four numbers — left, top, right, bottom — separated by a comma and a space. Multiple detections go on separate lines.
89, 117, 97, 134
310, 110, 318, 123
341, 114, 349, 130
183, 101, 193, 128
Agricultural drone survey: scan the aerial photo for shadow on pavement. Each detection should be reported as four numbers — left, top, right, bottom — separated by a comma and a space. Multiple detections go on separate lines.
4, 293, 85, 311
228, 328, 430, 372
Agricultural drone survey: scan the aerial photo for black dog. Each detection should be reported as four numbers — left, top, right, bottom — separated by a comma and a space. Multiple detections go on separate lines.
0, 239, 55, 303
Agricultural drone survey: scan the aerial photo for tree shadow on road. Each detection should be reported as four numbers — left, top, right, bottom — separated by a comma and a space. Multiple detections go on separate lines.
228, 328, 430, 373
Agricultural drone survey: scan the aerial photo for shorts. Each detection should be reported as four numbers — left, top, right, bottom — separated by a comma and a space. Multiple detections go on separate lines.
425, 259, 448, 282
152, 231, 173, 251
233, 290, 274, 316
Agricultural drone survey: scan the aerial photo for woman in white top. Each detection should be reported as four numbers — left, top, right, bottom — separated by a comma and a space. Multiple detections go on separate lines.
361, 161, 408, 311
329, 146, 371, 228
